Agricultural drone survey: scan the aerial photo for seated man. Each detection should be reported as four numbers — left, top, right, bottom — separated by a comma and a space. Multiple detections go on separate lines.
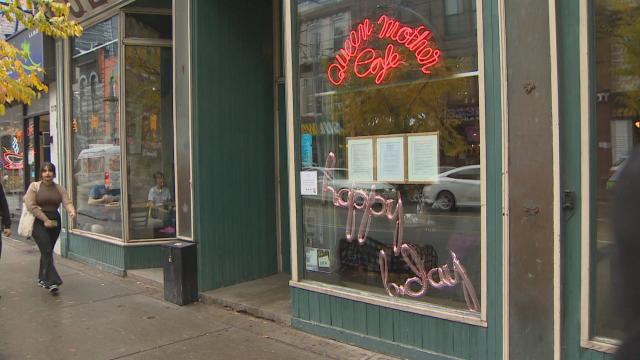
148, 171, 174, 232
88, 181, 121, 205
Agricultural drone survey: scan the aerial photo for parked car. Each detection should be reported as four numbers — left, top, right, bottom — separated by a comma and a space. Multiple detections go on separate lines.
422, 165, 480, 211
606, 155, 629, 190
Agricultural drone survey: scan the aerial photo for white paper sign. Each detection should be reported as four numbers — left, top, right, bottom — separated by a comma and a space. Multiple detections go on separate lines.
305, 247, 318, 271
300, 171, 318, 195
376, 137, 404, 182
408, 134, 439, 182
347, 138, 374, 181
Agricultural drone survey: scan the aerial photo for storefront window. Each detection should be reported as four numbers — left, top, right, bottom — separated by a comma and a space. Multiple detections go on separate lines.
298, 0, 481, 312
592, 0, 639, 341
0, 105, 26, 219
71, 17, 122, 239
125, 45, 174, 239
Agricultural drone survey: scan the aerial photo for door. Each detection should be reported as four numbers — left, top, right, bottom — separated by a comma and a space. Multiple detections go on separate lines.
559, 0, 630, 358
24, 114, 50, 187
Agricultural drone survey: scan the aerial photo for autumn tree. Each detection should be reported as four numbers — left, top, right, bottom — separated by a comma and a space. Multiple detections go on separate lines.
0, 0, 82, 114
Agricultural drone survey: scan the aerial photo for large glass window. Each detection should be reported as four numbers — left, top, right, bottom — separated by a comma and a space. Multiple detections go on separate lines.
71, 17, 122, 238
297, 0, 481, 312
0, 105, 26, 220
69, 10, 179, 242
592, 0, 639, 341
125, 45, 174, 240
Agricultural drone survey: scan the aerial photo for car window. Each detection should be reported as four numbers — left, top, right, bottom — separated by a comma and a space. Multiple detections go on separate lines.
447, 167, 480, 180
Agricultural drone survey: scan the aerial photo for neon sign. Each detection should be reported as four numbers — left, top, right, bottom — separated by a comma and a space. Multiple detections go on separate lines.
327, 15, 442, 86
2, 136, 24, 170
321, 152, 479, 311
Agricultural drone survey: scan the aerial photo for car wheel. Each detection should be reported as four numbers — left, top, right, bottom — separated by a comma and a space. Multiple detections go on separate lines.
435, 191, 456, 211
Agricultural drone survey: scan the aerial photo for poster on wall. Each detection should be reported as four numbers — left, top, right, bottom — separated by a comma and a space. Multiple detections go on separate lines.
347, 137, 373, 181
407, 133, 439, 182
376, 136, 404, 182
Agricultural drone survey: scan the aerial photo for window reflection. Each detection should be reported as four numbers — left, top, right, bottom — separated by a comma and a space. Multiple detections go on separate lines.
298, 0, 481, 311
593, 0, 640, 341
71, 17, 122, 239
125, 45, 174, 240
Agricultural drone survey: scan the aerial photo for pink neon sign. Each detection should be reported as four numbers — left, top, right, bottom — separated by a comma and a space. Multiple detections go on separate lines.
327, 15, 442, 86
321, 152, 479, 311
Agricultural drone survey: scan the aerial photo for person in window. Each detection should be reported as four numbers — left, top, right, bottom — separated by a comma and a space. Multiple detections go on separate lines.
87, 177, 121, 205
148, 171, 174, 232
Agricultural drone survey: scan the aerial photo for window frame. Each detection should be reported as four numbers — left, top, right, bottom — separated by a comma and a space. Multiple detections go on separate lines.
579, 0, 624, 353
286, 0, 489, 326
66, 6, 187, 244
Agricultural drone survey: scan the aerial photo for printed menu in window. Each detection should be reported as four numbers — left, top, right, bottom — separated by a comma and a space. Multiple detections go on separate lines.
376, 136, 405, 182
407, 133, 439, 182
347, 137, 374, 181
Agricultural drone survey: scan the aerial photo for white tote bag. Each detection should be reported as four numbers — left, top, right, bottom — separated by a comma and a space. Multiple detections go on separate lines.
17, 182, 40, 237
17, 205, 35, 237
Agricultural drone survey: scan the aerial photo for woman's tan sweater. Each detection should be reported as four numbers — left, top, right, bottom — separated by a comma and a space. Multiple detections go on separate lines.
24, 181, 75, 222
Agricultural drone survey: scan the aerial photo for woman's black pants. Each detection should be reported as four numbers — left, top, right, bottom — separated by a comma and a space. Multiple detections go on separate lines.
32, 210, 62, 286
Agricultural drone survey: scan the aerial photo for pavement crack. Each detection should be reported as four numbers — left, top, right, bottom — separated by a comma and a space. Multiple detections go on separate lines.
108, 327, 233, 360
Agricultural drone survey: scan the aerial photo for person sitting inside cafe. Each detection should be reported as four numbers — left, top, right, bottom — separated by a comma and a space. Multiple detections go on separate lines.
88, 176, 121, 205
148, 171, 174, 231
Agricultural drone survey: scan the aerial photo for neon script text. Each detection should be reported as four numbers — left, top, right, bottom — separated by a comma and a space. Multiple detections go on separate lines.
327, 15, 441, 86
320, 152, 479, 311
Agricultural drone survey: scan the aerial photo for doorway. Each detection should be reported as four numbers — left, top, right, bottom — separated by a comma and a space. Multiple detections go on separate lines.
24, 114, 51, 187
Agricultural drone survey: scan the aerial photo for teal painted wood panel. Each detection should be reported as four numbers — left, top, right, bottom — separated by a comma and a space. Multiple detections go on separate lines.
125, 245, 164, 269
192, 0, 278, 291
67, 233, 125, 270
292, 287, 492, 359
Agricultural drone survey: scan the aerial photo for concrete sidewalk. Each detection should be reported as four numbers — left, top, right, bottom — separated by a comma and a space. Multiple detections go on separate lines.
0, 238, 399, 360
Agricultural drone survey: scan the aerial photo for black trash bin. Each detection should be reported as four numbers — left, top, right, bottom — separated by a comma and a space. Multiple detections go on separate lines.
162, 241, 198, 305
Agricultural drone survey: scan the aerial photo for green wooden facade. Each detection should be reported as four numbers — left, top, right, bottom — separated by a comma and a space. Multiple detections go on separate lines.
191, 0, 279, 291
65, 233, 165, 275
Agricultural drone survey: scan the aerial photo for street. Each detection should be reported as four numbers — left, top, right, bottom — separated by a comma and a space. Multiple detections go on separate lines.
0, 238, 398, 360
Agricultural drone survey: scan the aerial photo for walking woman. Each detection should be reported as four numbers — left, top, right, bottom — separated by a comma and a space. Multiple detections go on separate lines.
24, 162, 75, 293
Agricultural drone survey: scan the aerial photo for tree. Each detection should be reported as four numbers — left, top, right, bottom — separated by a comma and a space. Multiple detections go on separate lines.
0, 0, 82, 114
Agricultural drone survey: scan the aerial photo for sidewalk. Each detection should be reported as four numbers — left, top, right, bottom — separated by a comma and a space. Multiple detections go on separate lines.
0, 237, 399, 360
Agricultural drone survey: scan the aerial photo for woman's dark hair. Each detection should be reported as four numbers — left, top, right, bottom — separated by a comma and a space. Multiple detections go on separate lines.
153, 171, 164, 180
41, 162, 56, 177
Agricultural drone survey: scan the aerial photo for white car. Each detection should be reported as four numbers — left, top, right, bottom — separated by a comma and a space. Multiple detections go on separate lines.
422, 165, 480, 211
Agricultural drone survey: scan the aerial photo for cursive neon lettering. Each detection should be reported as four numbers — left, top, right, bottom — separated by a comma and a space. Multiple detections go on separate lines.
321, 152, 479, 311
327, 15, 441, 86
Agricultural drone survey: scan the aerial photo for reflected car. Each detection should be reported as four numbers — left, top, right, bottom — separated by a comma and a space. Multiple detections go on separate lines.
422, 165, 480, 211
606, 155, 629, 190
301, 166, 396, 200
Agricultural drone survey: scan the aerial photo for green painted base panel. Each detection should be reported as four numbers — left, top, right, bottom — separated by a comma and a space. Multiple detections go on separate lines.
292, 318, 462, 360
291, 288, 493, 360
65, 233, 167, 274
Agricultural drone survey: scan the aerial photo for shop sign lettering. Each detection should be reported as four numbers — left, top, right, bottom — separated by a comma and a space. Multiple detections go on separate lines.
59, 0, 124, 21
320, 152, 479, 311
327, 15, 441, 86
301, 121, 343, 136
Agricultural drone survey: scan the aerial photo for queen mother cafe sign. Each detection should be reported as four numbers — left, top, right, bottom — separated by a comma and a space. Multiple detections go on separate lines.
327, 15, 442, 86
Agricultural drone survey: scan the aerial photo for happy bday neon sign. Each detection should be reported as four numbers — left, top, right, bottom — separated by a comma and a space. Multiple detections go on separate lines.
327, 15, 442, 86
321, 152, 479, 312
